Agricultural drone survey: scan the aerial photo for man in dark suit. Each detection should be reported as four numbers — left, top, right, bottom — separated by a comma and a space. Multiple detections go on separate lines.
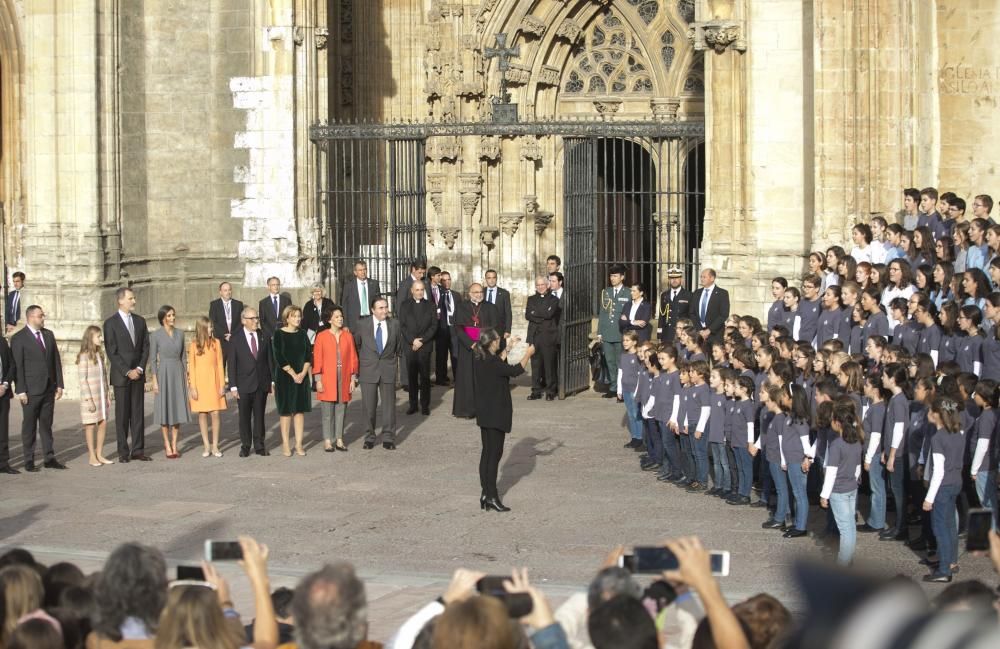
395, 261, 426, 309
227, 307, 272, 456
209, 281, 243, 362
258, 276, 291, 340
341, 260, 382, 334
438, 271, 458, 383
483, 269, 512, 337
692, 268, 730, 344
657, 267, 693, 344
0, 334, 15, 473
103, 287, 151, 462
398, 281, 437, 415
5, 271, 24, 335
355, 297, 401, 449
11, 305, 64, 471
525, 276, 561, 401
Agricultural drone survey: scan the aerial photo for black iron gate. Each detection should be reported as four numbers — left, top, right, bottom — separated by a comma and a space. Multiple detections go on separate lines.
316, 136, 427, 310
560, 135, 705, 397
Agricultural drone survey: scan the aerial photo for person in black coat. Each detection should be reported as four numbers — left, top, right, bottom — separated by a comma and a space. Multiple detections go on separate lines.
525, 276, 561, 400
657, 267, 693, 343
398, 281, 438, 415
395, 261, 427, 309
484, 270, 513, 337
258, 277, 292, 340
692, 268, 731, 344
619, 283, 653, 342
473, 328, 535, 512
227, 306, 273, 456
11, 305, 65, 471
103, 287, 151, 462
301, 284, 336, 338
0, 335, 15, 473
208, 281, 243, 362
452, 284, 501, 419
340, 260, 382, 334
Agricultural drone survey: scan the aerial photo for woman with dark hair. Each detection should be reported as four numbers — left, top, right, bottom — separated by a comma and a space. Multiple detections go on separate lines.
312, 305, 358, 452
472, 329, 535, 512
934, 236, 954, 264
922, 397, 966, 582
983, 294, 1000, 382
881, 260, 916, 330
880, 363, 912, 542
912, 226, 936, 267
823, 246, 846, 291
961, 268, 991, 313
930, 262, 954, 310
89, 543, 167, 647
150, 306, 190, 459
618, 283, 652, 343
272, 305, 312, 457
836, 256, 857, 288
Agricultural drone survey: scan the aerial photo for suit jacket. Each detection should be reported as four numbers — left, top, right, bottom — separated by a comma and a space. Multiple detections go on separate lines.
597, 286, 632, 342
258, 293, 292, 339
208, 298, 243, 344
691, 285, 731, 343
398, 299, 438, 355
524, 292, 561, 344
341, 278, 382, 332
484, 286, 513, 335
657, 287, 693, 343
11, 327, 63, 396
355, 317, 401, 383
5, 289, 22, 327
103, 312, 150, 387
0, 336, 14, 397
619, 300, 653, 342
302, 297, 336, 334
226, 328, 272, 394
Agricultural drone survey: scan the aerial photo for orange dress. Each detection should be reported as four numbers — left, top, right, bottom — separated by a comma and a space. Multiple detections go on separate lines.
187, 339, 228, 412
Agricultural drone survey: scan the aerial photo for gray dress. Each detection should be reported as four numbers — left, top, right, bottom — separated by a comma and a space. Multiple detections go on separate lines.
151, 328, 191, 426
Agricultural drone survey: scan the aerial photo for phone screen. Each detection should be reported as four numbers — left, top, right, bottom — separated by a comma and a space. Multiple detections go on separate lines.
967, 509, 993, 552
176, 565, 205, 581
625, 548, 728, 575
206, 541, 243, 561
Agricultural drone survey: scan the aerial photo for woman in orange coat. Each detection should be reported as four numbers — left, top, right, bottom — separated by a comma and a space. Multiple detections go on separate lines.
312, 304, 359, 451
188, 316, 228, 457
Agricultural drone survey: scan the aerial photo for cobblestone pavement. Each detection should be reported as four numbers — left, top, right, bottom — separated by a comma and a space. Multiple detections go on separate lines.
0, 378, 991, 641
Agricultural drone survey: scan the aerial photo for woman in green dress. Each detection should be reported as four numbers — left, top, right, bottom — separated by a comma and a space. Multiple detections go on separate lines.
272, 305, 312, 456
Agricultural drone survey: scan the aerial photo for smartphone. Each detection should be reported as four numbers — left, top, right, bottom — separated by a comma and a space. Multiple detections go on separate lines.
204, 540, 243, 561
966, 508, 993, 552
619, 547, 730, 577
176, 565, 205, 581
475, 576, 534, 617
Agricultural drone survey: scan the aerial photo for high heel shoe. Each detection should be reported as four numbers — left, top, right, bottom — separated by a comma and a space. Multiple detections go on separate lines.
484, 497, 511, 512
480, 492, 487, 510
282, 445, 292, 457
296, 447, 306, 457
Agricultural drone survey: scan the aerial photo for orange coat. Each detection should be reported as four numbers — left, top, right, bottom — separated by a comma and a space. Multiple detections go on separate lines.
312, 328, 359, 403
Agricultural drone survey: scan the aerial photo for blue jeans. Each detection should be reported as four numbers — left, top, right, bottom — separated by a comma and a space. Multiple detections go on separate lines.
867, 462, 887, 530
693, 432, 710, 484
976, 471, 996, 511
931, 483, 961, 576
829, 491, 858, 565
679, 434, 695, 480
787, 462, 810, 531
643, 418, 663, 464
759, 456, 773, 505
769, 461, 790, 523
888, 456, 908, 532
659, 421, 683, 477
734, 446, 753, 497
622, 391, 643, 441
710, 442, 731, 492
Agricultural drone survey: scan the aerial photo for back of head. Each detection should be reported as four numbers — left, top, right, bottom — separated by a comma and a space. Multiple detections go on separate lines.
43, 563, 86, 610
154, 585, 242, 649
7, 618, 63, 649
586, 567, 642, 610
1, 565, 45, 641
93, 543, 167, 640
732, 594, 791, 649
587, 595, 658, 649
430, 596, 518, 649
933, 580, 997, 612
292, 563, 367, 649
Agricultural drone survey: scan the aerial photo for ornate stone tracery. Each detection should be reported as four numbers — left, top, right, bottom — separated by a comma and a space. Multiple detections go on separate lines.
562, 11, 655, 95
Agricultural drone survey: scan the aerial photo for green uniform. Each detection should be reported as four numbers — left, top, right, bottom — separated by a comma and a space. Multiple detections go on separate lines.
597, 285, 630, 387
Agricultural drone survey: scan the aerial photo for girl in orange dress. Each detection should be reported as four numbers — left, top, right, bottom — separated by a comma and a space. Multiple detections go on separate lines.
188, 316, 228, 457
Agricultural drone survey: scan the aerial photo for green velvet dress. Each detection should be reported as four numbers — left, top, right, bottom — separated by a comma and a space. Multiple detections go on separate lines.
271, 328, 313, 415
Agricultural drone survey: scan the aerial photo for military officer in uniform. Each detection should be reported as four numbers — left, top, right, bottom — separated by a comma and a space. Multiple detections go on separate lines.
657, 267, 693, 344
596, 264, 631, 398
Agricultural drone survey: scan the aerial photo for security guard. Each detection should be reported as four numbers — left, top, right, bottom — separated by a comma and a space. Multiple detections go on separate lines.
657, 267, 693, 344
596, 264, 631, 398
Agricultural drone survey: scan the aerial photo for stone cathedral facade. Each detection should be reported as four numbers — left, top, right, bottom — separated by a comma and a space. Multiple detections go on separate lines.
0, 0, 997, 394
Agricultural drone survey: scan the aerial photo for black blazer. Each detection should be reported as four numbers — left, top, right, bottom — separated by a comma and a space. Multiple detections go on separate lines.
619, 300, 653, 342
657, 287, 693, 342
341, 278, 382, 332
5, 289, 21, 327
473, 353, 525, 433
226, 329, 272, 394
302, 297, 336, 334
103, 312, 150, 387
258, 293, 292, 339
0, 336, 14, 398
485, 286, 513, 335
11, 327, 63, 396
209, 298, 243, 343
524, 292, 560, 344
691, 286, 731, 343
395, 275, 421, 308
398, 299, 438, 354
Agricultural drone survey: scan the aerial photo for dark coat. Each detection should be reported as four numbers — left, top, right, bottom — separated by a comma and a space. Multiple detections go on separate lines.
258, 293, 292, 339
103, 312, 150, 387
484, 286, 513, 335
0, 337, 14, 398
11, 327, 64, 396
691, 285, 731, 343
226, 329, 272, 395
341, 278, 382, 332
657, 287, 693, 343
473, 352, 525, 433
618, 300, 653, 342
302, 297, 336, 334
208, 298, 243, 345
398, 299, 438, 356
524, 292, 560, 344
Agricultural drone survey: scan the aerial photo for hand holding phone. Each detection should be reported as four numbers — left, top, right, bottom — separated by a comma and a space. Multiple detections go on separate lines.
204, 540, 243, 562
618, 545, 730, 577
476, 576, 533, 618
176, 565, 205, 581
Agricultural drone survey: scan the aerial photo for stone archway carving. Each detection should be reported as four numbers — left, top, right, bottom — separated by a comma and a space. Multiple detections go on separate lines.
0, 0, 24, 269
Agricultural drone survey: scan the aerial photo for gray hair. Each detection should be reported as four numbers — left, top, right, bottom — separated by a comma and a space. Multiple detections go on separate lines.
93, 543, 168, 640
292, 563, 367, 649
586, 567, 642, 610
241, 307, 258, 318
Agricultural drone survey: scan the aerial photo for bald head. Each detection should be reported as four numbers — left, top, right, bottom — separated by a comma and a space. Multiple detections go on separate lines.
468, 283, 484, 303
410, 281, 426, 301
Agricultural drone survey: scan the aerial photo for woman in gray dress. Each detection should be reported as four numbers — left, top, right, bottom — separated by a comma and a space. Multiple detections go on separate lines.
151, 305, 191, 458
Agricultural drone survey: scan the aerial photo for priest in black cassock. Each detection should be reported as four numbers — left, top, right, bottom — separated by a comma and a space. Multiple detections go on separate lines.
451, 283, 500, 419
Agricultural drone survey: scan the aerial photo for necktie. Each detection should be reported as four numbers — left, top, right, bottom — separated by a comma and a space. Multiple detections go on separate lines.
445, 291, 451, 323
671, 289, 677, 301
376, 321, 384, 354
361, 282, 369, 316
224, 302, 231, 330
488, 288, 494, 303
699, 289, 709, 325
126, 314, 136, 345
250, 333, 258, 358
273, 295, 279, 318
35, 330, 45, 350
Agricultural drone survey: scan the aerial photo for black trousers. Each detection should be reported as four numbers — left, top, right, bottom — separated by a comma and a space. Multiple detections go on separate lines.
405, 348, 432, 408
237, 389, 268, 452
0, 397, 10, 468
530, 338, 558, 397
434, 324, 451, 383
480, 427, 506, 499
114, 380, 145, 456
21, 387, 56, 464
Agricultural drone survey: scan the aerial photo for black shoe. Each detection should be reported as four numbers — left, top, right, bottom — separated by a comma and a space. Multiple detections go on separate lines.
421, 407, 430, 415
677, 478, 694, 488
728, 496, 752, 505
706, 488, 721, 496
480, 492, 487, 510
878, 527, 900, 541
527, 393, 543, 401
762, 519, 784, 529
43, 460, 67, 470
919, 558, 939, 568
685, 481, 707, 492
256, 449, 270, 456
856, 524, 884, 533
383, 442, 396, 450
0, 466, 19, 474
906, 538, 928, 552
131, 453, 153, 462
783, 529, 808, 538
602, 391, 616, 398
239, 448, 251, 457
25, 463, 39, 473
717, 491, 733, 500
641, 463, 662, 472
406, 405, 418, 415
484, 497, 511, 512
545, 394, 556, 401
624, 439, 642, 449
656, 474, 673, 482
922, 573, 952, 583
118, 456, 130, 463
632, 444, 647, 453
749, 500, 768, 508
363, 441, 375, 450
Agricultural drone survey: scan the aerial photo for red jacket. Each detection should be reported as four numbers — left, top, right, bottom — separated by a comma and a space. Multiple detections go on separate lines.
312, 328, 359, 403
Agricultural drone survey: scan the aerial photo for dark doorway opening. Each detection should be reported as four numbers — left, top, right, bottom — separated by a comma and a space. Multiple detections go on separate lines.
683, 141, 706, 286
